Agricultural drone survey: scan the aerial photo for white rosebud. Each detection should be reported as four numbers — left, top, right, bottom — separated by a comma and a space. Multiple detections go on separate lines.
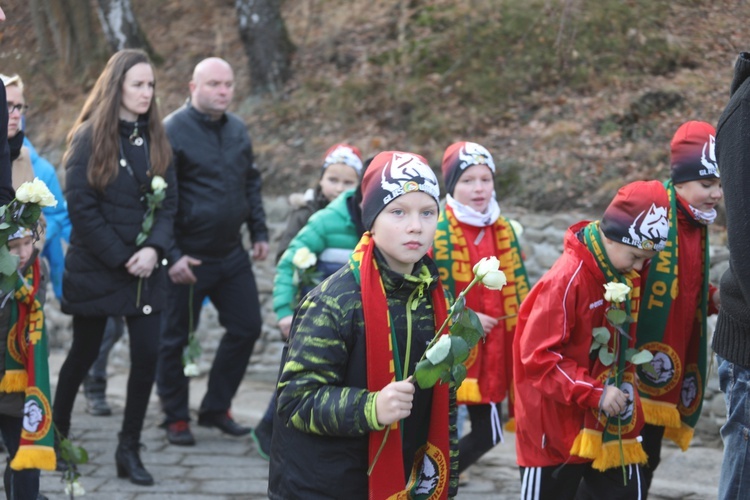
292, 247, 317, 270
183, 363, 200, 377
64, 479, 86, 496
151, 175, 168, 192
603, 282, 631, 303
472, 256, 500, 280
509, 219, 524, 237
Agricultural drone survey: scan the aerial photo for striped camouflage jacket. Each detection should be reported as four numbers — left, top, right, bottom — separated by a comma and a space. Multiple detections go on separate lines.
268, 250, 459, 499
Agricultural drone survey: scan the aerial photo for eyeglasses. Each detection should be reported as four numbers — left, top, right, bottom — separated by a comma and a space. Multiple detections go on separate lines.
7, 103, 28, 114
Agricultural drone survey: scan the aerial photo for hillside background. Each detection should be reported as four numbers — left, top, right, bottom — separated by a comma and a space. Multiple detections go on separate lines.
0, 0, 744, 213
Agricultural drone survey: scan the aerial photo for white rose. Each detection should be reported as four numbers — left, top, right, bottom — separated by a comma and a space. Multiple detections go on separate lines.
292, 247, 317, 270
64, 479, 86, 497
472, 256, 500, 280
16, 178, 57, 207
151, 175, 168, 192
183, 363, 200, 377
472, 256, 506, 290
481, 269, 507, 290
603, 282, 631, 303
509, 219, 524, 237
14, 182, 32, 203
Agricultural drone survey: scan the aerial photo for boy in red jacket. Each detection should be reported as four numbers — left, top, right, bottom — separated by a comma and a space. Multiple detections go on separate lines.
513, 180, 670, 499
636, 121, 721, 494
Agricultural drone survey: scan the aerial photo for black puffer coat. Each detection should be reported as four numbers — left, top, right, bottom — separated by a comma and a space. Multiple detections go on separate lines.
61, 119, 177, 317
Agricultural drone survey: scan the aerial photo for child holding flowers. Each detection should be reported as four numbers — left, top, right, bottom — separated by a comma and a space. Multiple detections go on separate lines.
269, 151, 458, 499
251, 144, 364, 459
432, 141, 530, 474
512, 180, 670, 499
636, 121, 721, 494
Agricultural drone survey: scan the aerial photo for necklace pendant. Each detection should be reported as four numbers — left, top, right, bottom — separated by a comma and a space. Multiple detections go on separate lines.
119, 158, 127, 167
131, 136, 144, 147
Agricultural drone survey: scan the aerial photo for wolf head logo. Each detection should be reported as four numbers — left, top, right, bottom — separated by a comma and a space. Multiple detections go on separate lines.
380, 153, 439, 200
700, 134, 719, 177
627, 203, 668, 250
414, 454, 440, 495
456, 142, 495, 172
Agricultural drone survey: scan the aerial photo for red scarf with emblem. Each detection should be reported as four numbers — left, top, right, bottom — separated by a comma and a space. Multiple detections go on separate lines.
349, 233, 451, 500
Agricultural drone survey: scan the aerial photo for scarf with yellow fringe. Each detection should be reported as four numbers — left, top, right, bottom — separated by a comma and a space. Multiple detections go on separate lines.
0, 259, 55, 471
569, 222, 648, 471
433, 206, 528, 419
350, 232, 450, 500
635, 181, 708, 450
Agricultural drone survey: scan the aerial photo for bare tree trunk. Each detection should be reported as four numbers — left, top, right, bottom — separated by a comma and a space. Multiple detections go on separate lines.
34, 0, 107, 76
95, 0, 159, 61
235, 0, 295, 95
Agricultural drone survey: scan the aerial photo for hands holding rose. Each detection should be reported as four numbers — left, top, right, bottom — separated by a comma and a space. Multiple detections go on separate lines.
126, 247, 158, 278
375, 378, 415, 426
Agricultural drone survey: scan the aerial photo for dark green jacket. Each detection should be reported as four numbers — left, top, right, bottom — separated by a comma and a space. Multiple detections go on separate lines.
268, 251, 458, 499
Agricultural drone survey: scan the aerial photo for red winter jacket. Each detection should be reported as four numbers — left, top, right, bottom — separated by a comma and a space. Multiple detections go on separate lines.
513, 221, 608, 467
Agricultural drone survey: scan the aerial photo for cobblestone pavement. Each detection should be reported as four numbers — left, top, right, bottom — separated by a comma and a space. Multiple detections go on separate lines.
33, 349, 723, 499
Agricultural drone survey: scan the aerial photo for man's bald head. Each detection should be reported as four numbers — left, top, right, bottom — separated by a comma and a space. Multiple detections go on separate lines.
189, 57, 235, 120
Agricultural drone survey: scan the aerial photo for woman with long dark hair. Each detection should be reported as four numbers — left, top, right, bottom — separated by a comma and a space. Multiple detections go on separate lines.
53, 49, 176, 486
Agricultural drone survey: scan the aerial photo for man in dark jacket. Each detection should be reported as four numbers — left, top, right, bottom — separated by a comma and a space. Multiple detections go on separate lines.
713, 51, 750, 500
156, 57, 269, 446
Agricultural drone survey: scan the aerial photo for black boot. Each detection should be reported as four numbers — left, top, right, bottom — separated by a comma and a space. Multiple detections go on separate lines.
115, 433, 154, 486
83, 376, 112, 416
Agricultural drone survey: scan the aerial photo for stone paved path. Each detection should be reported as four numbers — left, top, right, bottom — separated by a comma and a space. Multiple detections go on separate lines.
33, 349, 723, 499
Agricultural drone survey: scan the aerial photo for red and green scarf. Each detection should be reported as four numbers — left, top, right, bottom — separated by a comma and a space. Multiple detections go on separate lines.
635, 180, 708, 450
350, 232, 450, 500
0, 259, 55, 471
569, 222, 648, 471
433, 206, 529, 411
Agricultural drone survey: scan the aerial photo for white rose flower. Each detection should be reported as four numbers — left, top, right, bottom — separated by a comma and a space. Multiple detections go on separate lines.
603, 282, 631, 303
472, 256, 500, 280
509, 219, 524, 237
481, 269, 507, 290
183, 363, 200, 377
151, 175, 168, 192
64, 479, 86, 497
472, 256, 506, 290
292, 247, 317, 270
16, 178, 57, 207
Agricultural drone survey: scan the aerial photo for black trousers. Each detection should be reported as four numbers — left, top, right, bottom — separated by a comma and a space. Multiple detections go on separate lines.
519, 462, 646, 500
0, 414, 40, 500
639, 423, 664, 496
458, 403, 498, 473
156, 245, 262, 423
52, 313, 161, 438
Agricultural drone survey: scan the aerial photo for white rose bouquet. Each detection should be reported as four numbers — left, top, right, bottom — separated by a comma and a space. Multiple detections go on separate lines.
0, 178, 57, 293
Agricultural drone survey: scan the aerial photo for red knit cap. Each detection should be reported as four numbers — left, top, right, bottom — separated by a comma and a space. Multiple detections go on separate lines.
670, 121, 719, 184
322, 143, 364, 176
441, 141, 496, 196
360, 151, 440, 230
600, 180, 670, 251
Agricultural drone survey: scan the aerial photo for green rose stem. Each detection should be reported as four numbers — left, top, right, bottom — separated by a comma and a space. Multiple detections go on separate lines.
136, 277, 143, 307
420, 276, 481, 358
